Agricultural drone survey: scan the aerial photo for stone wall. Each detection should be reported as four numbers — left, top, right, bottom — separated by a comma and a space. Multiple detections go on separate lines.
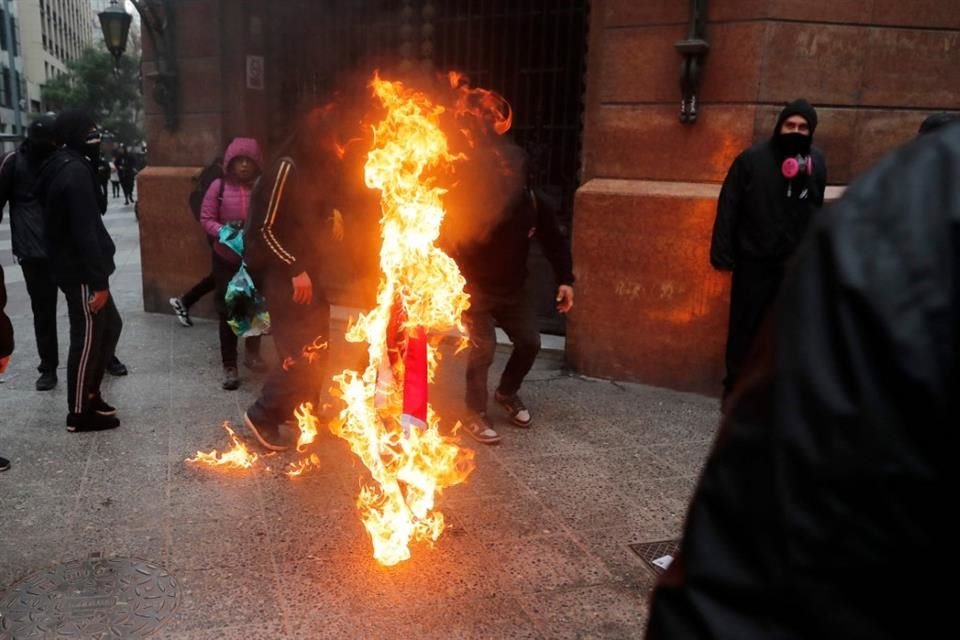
567, 0, 960, 394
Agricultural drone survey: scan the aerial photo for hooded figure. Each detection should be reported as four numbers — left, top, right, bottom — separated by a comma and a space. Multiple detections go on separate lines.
0, 114, 61, 390
33, 108, 122, 432
709, 98, 827, 404
198, 137, 265, 390
647, 107, 959, 640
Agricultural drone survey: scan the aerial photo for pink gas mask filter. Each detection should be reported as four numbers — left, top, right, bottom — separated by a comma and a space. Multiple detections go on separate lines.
782, 155, 813, 179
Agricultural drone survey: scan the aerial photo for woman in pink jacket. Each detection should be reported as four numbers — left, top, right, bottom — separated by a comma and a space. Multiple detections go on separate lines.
200, 137, 266, 390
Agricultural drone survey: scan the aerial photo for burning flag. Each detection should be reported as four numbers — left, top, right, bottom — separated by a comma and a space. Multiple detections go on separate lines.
331, 72, 481, 566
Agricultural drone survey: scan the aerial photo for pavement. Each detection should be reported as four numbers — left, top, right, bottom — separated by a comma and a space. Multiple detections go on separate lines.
0, 198, 721, 639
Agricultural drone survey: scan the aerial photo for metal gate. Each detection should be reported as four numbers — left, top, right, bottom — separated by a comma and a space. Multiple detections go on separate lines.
267, 0, 589, 333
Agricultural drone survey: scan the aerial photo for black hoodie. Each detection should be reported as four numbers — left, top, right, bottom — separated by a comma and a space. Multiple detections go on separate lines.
34, 110, 116, 290
710, 99, 827, 269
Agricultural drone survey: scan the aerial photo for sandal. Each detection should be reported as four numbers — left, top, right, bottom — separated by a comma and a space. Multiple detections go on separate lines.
462, 413, 501, 444
495, 390, 532, 427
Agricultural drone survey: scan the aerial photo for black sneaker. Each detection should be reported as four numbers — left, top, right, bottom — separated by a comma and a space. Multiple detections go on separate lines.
36, 371, 57, 391
93, 394, 117, 417
0, 456, 9, 472
66, 412, 120, 432
107, 357, 128, 376
222, 366, 240, 391
244, 408, 290, 451
169, 297, 193, 327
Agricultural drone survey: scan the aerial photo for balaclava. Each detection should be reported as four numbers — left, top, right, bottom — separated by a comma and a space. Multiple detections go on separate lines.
773, 98, 817, 157
54, 108, 102, 164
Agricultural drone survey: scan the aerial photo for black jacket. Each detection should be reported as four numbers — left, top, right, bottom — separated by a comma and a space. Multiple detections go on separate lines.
34, 149, 116, 290
0, 146, 48, 260
245, 156, 333, 280
452, 186, 575, 297
647, 124, 960, 640
0, 264, 12, 358
710, 140, 826, 269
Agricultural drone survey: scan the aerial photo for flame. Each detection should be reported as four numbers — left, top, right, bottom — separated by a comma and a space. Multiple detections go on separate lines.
449, 71, 513, 136
286, 453, 322, 478
186, 422, 259, 470
293, 402, 320, 451
331, 72, 476, 566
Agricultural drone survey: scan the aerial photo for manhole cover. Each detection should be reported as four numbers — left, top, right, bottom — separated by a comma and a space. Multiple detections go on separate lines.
629, 539, 681, 575
0, 556, 178, 639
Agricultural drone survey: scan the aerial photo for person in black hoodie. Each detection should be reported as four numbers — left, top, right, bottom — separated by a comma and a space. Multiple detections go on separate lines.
35, 109, 121, 432
710, 98, 827, 409
241, 126, 342, 451
0, 114, 59, 391
645, 112, 959, 640
452, 152, 575, 445
0, 263, 13, 470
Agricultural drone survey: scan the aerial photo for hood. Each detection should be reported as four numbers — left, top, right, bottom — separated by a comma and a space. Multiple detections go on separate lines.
54, 109, 98, 151
33, 149, 88, 204
918, 112, 959, 136
773, 98, 818, 138
223, 137, 263, 172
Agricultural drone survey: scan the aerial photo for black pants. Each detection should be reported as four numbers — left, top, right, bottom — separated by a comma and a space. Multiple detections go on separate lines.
120, 176, 135, 203
463, 287, 540, 415
723, 261, 786, 396
111, 180, 120, 197
20, 259, 59, 374
181, 273, 215, 308
62, 284, 123, 414
249, 271, 330, 425
213, 253, 260, 368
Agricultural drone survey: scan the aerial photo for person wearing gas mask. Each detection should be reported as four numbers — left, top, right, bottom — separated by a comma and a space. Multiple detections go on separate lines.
0, 114, 60, 391
709, 98, 827, 410
34, 109, 122, 432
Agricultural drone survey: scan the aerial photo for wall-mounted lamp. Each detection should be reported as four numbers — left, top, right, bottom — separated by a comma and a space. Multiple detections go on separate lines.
99, 0, 179, 131
675, 0, 709, 124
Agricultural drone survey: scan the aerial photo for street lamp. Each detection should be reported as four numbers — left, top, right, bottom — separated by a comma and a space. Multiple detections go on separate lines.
98, 0, 179, 131
98, 0, 133, 71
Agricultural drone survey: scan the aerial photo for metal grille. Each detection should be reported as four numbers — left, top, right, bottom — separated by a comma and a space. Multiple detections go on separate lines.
266, 0, 589, 332
629, 539, 682, 576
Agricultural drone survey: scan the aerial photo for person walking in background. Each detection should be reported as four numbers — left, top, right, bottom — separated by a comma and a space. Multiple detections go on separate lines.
115, 145, 137, 205
35, 109, 122, 432
0, 115, 60, 391
710, 98, 827, 411
645, 117, 958, 640
1, 263, 14, 470
109, 157, 120, 199
199, 138, 266, 390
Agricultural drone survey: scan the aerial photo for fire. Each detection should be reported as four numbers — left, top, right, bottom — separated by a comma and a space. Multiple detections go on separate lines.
187, 423, 259, 470
286, 453, 322, 478
330, 72, 477, 566
293, 402, 320, 451
449, 71, 513, 136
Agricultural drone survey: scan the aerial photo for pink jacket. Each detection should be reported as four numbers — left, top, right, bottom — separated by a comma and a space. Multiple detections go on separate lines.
200, 137, 263, 264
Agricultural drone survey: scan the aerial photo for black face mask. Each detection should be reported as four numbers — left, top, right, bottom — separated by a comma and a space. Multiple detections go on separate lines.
84, 142, 102, 164
777, 132, 812, 157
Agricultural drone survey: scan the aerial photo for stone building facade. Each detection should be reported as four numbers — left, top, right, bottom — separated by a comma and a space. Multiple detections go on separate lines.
138, 0, 960, 395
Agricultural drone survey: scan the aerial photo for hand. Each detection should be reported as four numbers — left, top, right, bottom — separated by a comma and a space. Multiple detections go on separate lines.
0, 356, 9, 374
331, 209, 344, 242
555, 285, 574, 314
89, 289, 110, 314
291, 271, 313, 305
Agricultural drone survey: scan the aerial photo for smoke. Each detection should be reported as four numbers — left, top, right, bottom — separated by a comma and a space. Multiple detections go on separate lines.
267, 68, 526, 302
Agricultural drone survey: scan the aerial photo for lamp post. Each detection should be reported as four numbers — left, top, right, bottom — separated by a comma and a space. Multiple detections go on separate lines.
675, 0, 709, 124
98, 0, 178, 131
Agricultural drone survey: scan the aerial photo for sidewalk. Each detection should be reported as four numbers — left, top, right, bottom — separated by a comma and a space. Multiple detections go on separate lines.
0, 200, 720, 639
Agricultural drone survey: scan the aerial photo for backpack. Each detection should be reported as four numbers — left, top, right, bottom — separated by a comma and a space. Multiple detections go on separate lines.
188, 157, 224, 221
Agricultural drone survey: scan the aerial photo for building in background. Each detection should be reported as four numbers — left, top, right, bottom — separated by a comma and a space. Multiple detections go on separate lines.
0, 0, 26, 147
15, 0, 93, 124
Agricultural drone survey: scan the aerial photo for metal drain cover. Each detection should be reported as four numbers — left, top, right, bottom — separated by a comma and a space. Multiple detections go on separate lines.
0, 556, 178, 639
629, 539, 681, 575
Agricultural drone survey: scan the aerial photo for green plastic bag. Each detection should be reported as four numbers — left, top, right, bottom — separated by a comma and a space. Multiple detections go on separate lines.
218, 222, 245, 257
225, 263, 271, 337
